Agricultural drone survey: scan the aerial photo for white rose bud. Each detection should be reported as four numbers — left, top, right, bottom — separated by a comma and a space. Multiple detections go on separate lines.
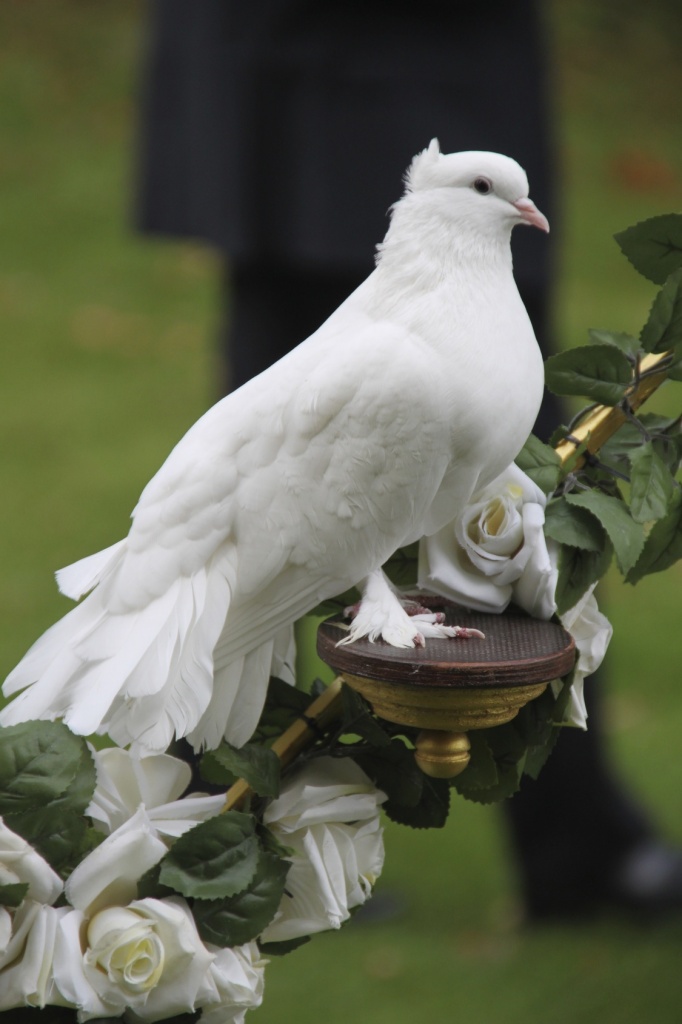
56, 897, 214, 1022
198, 941, 267, 1024
260, 758, 385, 943
419, 463, 557, 619
0, 819, 67, 1010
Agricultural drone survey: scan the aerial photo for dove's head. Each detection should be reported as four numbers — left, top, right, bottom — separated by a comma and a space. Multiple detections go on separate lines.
401, 139, 549, 242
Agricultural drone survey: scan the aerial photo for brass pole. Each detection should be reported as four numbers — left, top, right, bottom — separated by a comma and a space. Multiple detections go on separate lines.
223, 676, 344, 811
554, 351, 671, 468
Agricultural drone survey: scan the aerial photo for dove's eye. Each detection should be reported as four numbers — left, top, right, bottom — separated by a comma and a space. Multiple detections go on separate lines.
473, 177, 493, 195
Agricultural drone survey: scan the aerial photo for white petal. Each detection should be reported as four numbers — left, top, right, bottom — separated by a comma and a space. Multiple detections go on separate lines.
0, 819, 63, 906
66, 808, 167, 916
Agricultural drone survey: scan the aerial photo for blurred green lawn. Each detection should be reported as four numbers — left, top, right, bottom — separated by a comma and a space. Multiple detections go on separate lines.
1, 2, 681, 1022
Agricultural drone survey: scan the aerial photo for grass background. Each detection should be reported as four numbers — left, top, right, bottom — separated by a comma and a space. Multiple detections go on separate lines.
0, 2, 681, 1021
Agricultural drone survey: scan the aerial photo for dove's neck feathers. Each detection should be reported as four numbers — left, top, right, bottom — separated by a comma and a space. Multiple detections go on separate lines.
375, 190, 514, 287
362, 189, 521, 349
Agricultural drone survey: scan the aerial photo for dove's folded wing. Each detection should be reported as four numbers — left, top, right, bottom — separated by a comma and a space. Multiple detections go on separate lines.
1, 314, 454, 750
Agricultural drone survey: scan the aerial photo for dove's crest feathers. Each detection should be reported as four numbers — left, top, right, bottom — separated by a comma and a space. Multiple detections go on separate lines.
1, 144, 548, 754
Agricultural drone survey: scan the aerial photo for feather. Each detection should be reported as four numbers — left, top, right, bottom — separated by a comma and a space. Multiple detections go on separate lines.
1, 146, 548, 751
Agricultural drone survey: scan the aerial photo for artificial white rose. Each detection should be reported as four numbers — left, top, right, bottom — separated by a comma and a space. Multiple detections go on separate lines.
198, 941, 267, 1024
55, 897, 214, 1022
551, 585, 613, 729
0, 820, 68, 1009
87, 746, 224, 839
419, 463, 612, 728
0, 902, 73, 1010
0, 818, 63, 907
65, 807, 167, 918
260, 758, 386, 943
419, 463, 557, 619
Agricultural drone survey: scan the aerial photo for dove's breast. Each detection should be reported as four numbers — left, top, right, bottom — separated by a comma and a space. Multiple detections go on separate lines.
416, 279, 545, 537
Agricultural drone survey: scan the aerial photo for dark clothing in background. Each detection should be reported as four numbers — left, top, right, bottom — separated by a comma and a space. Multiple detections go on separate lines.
136, 0, 653, 916
136, 0, 552, 288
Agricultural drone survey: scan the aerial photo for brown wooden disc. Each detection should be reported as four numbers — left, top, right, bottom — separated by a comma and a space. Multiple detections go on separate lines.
317, 602, 575, 690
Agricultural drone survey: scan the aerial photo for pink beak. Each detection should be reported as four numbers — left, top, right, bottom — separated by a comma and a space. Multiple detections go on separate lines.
513, 197, 550, 233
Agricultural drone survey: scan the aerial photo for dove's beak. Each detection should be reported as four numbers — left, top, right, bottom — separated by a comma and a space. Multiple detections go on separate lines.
513, 197, 550, 233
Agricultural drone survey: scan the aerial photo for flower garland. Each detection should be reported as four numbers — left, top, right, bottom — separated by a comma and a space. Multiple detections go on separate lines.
1, 213, 681, 1021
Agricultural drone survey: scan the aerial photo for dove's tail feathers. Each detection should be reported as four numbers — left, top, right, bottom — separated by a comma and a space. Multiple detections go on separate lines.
0, 548, 246, 753
186, 622, 296, 752
56, 539, 127, 600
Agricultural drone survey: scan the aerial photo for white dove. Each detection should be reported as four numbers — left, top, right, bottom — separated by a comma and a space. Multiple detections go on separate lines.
0, 141, 548, 753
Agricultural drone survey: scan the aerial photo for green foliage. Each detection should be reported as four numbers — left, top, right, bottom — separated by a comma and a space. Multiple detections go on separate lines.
354, 737, 450, 829
564, 490, 645, 574
588, 328, 642, 358
627, 441, 676, 521
340, 685, 392, 748
514, 434, 562, 492
615, 213, 682, 284
544, 214, 682, 598
383, 542, 419, 589
193, 852, 290, 947
159, 812, 261, 900
250, 676, 316, 743
0, 720, 92, 815
544, 496, 606, 551
0, 881, 29, 907
545, 344, 633, 405
639, 267, 682, 353
451, 685, 568, 805
0, 721, 99, 876
554, 540, 613, 616
626, 488, 682, 583
200, 740, 281, 798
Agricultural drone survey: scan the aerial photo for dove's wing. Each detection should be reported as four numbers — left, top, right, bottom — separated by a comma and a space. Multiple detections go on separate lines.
1, 307, 455, 750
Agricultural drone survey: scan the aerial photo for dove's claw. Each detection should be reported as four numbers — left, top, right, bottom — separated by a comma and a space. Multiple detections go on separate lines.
338, 571, 484, 649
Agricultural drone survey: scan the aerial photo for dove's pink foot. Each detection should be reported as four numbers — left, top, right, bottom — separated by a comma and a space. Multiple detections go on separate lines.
338, 569, 484, 649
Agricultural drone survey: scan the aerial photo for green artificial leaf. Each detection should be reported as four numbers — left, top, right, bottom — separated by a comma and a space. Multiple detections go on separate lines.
626, 489, 682, 583
639, 268, 682, 353
668, 354, 682, 381
136, 863, 176, 901
588, 328, 642, 358
259, 935, 311, 957
4, 806, 100, 877
354, 739, 424, 811
599, 413, 677, 463
200, 741, 280, 798
383, 543, 419, 588
565, 490, 645, 575
455, 748, 525, 804
628, 441, 676, 522
160, 812, 260, 900
513, 685, 566, 780
0, 881, 29, 907
543, 497, 606, 552
449, 730, 499, 792
340, 685, 391, 748
554, 540, 613, 616
544, 345, 633, 405
615, 213, 682, 285
193, 851, 290, 946
514, 433, 562, 493
0, 721, 89, 815
523, 734, 559, 781
252, 676, 315, 742
383, 773, 450, 830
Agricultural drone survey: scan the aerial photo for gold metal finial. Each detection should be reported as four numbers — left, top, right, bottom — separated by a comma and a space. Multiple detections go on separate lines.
414, 730, 471, 778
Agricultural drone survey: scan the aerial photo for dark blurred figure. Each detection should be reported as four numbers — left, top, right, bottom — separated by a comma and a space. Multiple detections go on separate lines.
136, 0, 682, 920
